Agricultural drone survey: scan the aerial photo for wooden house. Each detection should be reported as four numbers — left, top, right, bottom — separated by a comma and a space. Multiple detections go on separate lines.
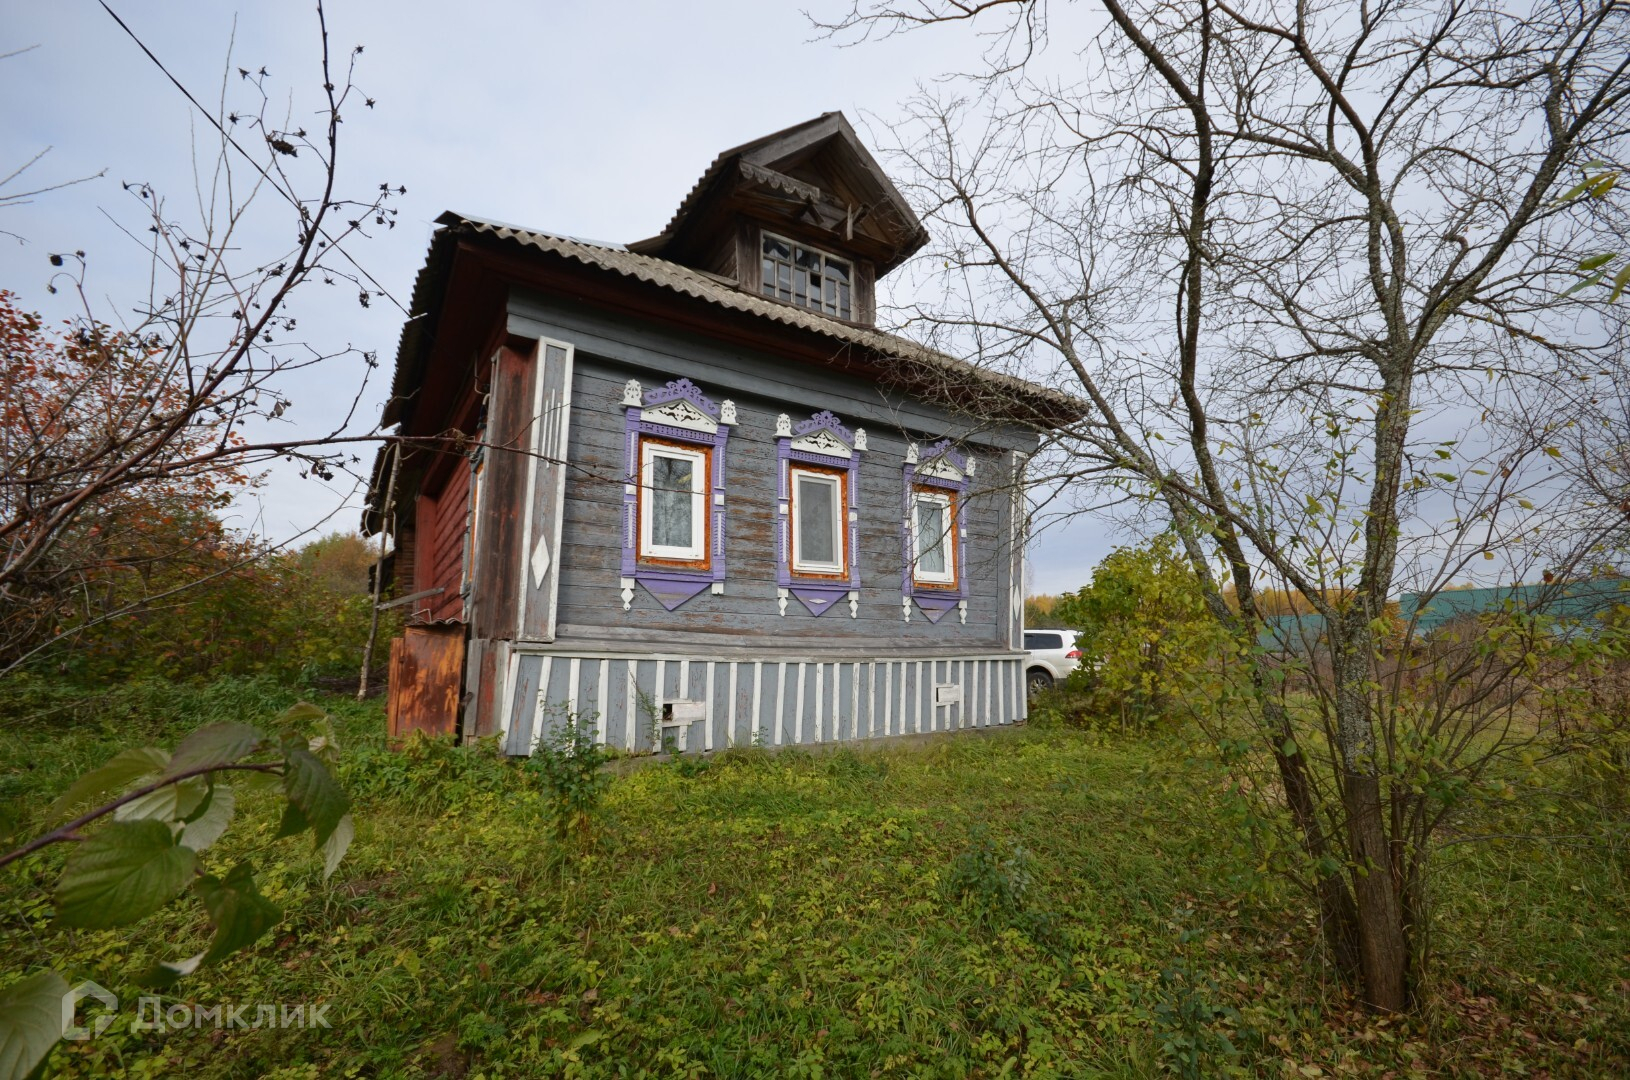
365, 113, 1074, 754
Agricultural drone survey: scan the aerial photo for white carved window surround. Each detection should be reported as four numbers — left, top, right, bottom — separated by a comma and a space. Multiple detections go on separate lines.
619, 377, 734, 613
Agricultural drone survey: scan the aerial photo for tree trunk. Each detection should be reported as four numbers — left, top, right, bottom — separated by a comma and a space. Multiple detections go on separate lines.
1262, 691, 1363, 978
1332, 628, 1410, 1011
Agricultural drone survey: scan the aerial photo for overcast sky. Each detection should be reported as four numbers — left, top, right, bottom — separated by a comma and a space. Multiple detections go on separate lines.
1, 0, 1123, 595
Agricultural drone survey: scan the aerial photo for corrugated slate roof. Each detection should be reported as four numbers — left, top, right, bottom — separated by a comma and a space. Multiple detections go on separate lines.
395, 211, 1075, 418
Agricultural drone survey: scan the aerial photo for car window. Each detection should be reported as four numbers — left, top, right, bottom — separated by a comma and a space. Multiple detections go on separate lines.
1024, 632, 1064, 651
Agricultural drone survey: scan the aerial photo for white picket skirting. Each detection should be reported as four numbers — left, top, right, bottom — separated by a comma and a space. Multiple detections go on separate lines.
498, 649, 1028, 755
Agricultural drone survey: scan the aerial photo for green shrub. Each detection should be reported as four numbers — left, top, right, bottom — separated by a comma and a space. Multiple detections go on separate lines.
944, 823, 1062, 954
1053, 534, 1231, 727
524, 712, 612, 849
1146, 918, 1243, 1080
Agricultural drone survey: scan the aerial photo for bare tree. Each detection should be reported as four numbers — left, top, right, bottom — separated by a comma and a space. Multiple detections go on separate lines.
0, 4, 404, 674
819, 0, 1630, 1010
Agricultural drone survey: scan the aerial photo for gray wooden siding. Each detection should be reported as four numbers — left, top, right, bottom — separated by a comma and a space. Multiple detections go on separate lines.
501, 648, 1027, 755
530, 349, 1022, 649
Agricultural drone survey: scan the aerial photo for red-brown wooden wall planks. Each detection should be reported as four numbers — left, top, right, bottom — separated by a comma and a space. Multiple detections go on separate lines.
414, 459, 470, 623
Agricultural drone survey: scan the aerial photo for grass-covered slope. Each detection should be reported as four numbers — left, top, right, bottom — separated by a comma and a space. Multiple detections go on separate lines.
2, 679, 1626, 1077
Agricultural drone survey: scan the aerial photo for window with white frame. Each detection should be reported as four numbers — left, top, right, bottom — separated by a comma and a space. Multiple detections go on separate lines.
761, 232, 853, 320
912, 488, 956, 586
639, 438, 708, 564
790, 466, 846, 576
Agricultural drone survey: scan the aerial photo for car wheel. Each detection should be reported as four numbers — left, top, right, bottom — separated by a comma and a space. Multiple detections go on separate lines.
1026, 668, 1054, 697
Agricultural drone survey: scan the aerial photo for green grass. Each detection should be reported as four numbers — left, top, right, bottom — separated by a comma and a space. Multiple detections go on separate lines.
2, 679, 1627, 1078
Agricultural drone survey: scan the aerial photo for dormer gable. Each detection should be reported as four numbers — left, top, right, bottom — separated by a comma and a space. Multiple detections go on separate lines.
627, 113, 927, 327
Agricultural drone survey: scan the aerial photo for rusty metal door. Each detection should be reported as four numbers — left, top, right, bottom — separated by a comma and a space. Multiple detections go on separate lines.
386, 625, 464, 742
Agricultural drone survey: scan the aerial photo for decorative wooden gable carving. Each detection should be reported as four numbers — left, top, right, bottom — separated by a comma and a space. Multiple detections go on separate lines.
626, 113, 928, 324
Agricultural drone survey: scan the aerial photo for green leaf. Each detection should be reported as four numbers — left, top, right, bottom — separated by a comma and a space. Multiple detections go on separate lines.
114, 775, 208, 825
44, 747, 169, 826
194, 862, 282, 966
178, 783, 235, 853
55, 819, 197, 929
322, 814, 354, 882
1578, 252, 1616, 271
276, 702, 328, 729
1281, 739, 1299, 758
1609, 261, 1630, 303
1543, 446, 1562, 459
164, 723, 265, 778
281, 746, 349, 848
1564, 269, 1608, 295
0, 970, 69, 1080
277, 801, 308, 839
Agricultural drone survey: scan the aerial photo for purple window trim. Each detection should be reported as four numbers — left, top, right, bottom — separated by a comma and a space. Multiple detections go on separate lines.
902, 439, 971, 624
619, 378, 734, 612
776, 410, 864, 618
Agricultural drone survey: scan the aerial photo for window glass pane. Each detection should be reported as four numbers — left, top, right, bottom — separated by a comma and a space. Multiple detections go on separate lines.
916, 500, 947, 575
827, 258, 850, 284
797, 476, 836, 565
795, 247, 822, 310
837, 282, 851, 319
824, 277, 837, 313
763, 235, 791, 261
761, 257, 777, 296
651, 454, 694, 549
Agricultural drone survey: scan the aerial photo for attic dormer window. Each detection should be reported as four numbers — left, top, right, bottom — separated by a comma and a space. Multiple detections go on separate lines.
761, 232, 852, 320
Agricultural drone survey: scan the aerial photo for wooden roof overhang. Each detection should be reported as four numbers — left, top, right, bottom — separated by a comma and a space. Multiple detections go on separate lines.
366, 214, 1083, 531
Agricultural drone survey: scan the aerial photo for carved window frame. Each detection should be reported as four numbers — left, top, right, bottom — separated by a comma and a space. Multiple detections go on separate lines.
902, 439, 972, 625
775, 410, 864, 617
619, 378, 735, 612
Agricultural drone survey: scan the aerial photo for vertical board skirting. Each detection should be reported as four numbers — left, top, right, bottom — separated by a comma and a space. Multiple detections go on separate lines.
623, 661, 637, 750
566, 657, 582, 722
794, 663, 806, 744
497, 651, 1025, 754
594, 660, 609, 743
774, 663, 787, 746
811, 663, 824, 745
751, 661, 764, 746
527, 656, 554, 754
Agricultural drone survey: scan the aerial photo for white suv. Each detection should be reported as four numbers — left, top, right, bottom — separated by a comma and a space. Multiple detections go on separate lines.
1023, 629, 1081, 696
